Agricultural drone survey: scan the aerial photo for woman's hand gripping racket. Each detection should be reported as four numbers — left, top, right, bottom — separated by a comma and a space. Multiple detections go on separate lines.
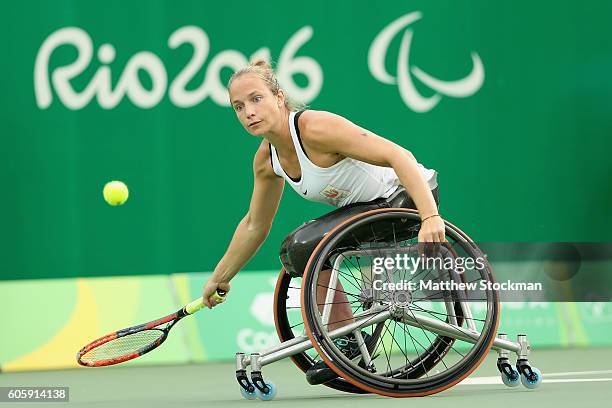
76, 290, 226, 367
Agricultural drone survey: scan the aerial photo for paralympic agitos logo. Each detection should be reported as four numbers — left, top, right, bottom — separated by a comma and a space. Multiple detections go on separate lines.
34, 11, 483, 112
368, 12, 485, 113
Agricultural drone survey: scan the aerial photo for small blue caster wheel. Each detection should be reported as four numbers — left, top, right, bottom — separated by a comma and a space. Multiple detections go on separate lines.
240, 386, 257, 400
256, 381, 277, 401
521, 367, 542, 389
501, 367, 520, 387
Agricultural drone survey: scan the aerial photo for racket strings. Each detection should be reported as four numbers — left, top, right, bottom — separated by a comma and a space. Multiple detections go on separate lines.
80, 330, 165, 362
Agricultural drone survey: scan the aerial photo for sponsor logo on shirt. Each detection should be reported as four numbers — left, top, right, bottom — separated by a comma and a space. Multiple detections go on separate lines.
320, 185, 351, 206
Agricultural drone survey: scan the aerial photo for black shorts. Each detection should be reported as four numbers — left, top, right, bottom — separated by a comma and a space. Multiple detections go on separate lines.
279, 186, 440, 278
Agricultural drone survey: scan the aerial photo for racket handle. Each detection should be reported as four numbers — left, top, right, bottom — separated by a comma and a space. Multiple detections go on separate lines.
185, 290, 227, 315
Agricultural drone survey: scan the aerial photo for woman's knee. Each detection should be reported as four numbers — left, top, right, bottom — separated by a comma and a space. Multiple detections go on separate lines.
279, 201, 384, 277
279, 220, 321, 278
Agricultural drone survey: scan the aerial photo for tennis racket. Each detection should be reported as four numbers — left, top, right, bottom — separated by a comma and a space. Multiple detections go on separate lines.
77, 290, 226, 367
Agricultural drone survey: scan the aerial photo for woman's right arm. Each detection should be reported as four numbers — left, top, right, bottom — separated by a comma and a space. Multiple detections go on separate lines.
202, 141, 284, 308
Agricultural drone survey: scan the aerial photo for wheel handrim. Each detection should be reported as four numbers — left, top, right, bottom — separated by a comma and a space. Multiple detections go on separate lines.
301, 209, 500, 396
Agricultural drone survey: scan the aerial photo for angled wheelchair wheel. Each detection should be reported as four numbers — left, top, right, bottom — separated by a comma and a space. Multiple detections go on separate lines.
273, 268, 368, 394
301, 208, 500, 397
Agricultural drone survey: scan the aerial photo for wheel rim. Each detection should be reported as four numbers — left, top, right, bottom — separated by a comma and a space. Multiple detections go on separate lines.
301, 208, 500, 396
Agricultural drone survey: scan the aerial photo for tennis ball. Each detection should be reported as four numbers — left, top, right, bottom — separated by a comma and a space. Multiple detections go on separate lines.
103, 181, 129, 206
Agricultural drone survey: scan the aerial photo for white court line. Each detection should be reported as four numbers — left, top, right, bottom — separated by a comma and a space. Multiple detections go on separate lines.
459, 376, 612, 385
457, 369, 612, 386
542, 379, 612, 383
544, 370, 612, 377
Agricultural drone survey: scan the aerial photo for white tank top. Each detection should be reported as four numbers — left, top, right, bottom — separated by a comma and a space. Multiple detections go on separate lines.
270, 111, 437, 207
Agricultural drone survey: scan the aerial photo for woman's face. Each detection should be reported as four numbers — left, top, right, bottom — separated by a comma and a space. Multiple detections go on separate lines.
229, 74, 284, 136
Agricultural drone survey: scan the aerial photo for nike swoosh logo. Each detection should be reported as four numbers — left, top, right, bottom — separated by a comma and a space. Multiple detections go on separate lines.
303, 190, 308, 195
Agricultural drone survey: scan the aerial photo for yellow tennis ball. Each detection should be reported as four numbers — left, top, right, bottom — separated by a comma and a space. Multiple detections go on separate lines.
103, 181, 129, 206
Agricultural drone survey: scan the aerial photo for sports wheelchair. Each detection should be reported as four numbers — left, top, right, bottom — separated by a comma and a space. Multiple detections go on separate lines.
234, 208, 542, 400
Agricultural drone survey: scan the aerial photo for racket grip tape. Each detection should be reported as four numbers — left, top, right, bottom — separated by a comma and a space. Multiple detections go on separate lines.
185, 290, 227, 315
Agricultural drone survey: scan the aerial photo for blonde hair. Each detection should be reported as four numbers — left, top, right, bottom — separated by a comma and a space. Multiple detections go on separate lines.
228, 60, 306, 112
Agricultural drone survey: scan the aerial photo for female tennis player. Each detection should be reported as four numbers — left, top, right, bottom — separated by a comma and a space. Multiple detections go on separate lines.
202, 60, 443, 384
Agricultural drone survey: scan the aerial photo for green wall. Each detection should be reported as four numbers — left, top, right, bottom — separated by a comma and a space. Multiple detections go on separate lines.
3, 272, 610, 371
1, 1, 611, 280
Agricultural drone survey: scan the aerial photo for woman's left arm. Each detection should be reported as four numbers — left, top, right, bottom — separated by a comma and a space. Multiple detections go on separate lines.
301, 111, 445, 242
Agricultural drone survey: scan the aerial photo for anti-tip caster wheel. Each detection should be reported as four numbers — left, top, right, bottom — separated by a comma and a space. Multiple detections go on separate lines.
240, 386, 257, 400
501, 367, 520, 387
255, 381, 277, 401
521, 367, 542, 389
